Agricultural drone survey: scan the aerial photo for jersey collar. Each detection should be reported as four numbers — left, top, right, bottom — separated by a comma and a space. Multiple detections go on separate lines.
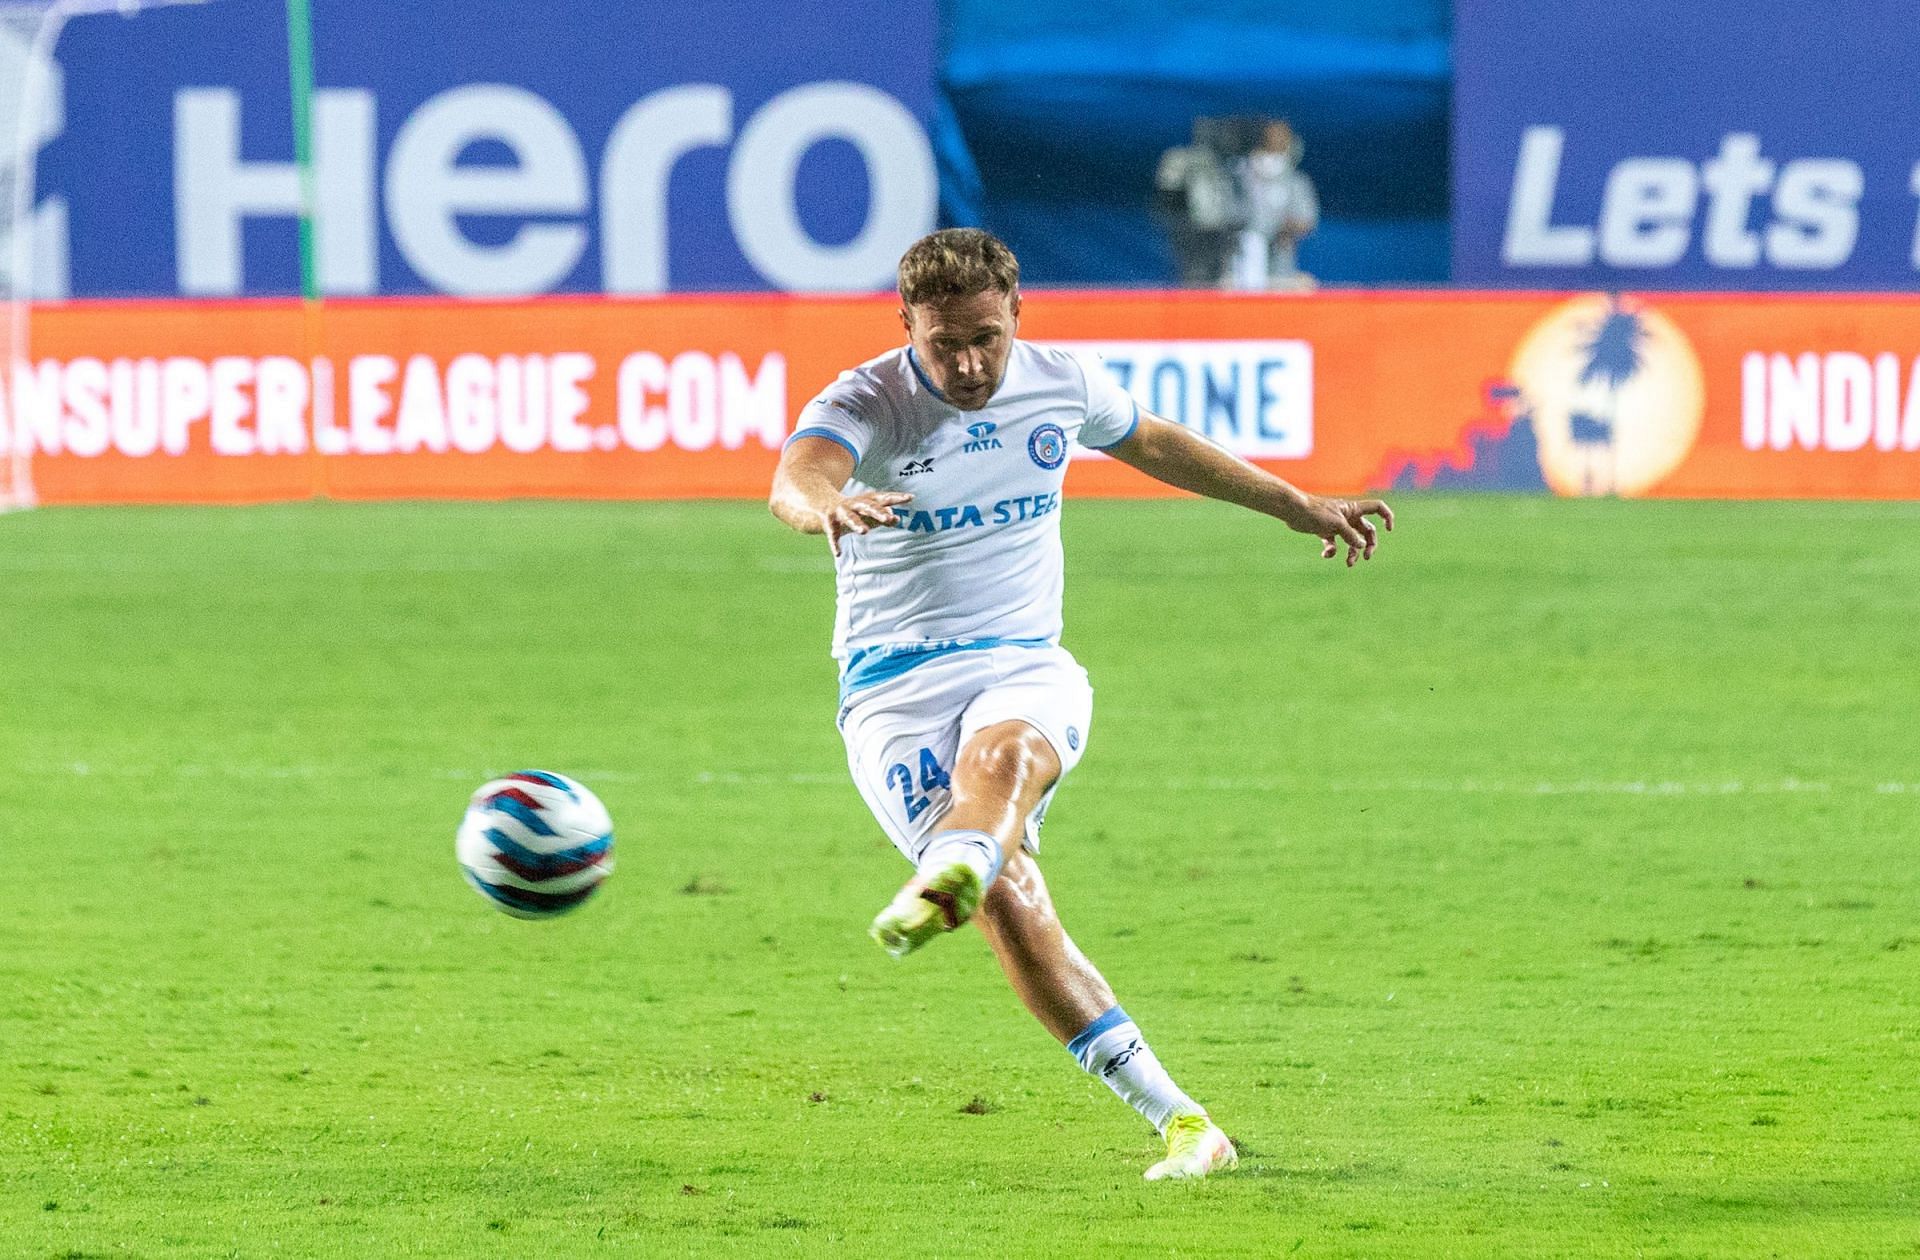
905, 346, 951, 403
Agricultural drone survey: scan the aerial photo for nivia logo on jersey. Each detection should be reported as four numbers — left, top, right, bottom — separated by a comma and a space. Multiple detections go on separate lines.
962, 421, 1002, 452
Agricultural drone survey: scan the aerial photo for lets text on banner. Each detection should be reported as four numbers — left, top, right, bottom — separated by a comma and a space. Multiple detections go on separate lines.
5, 291, 1919, 504
1453, 0, 1920, 290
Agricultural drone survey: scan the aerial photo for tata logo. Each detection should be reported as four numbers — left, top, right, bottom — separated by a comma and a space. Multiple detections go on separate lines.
961, 421, 1002, 452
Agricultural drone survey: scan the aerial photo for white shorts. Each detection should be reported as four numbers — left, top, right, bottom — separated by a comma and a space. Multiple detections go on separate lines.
836, 644, 1094, 865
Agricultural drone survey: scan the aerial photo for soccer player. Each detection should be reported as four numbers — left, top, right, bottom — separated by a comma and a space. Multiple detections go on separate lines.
768, 228, 1391, 1181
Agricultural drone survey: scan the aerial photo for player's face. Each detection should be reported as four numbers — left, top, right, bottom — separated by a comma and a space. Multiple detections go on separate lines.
901, 288, 1020, 411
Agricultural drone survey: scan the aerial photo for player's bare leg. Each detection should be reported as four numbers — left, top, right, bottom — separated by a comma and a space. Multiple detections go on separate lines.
974, 849, 1113, 1039
869, 719, 1236, 1179
975, 845, 1236, 1179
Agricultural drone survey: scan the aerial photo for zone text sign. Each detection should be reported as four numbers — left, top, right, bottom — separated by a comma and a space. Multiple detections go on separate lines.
1060, 341, 1312, 460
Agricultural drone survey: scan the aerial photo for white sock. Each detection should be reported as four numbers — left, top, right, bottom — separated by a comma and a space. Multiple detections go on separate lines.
915, 829, 1003, 888
1067, 1005, 1202, 1133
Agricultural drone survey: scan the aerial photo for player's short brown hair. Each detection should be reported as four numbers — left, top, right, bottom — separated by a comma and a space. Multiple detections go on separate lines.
897, 228, 1020, 307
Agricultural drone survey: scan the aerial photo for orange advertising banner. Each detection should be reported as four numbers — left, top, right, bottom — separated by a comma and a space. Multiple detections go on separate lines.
5, 290, 1918, 505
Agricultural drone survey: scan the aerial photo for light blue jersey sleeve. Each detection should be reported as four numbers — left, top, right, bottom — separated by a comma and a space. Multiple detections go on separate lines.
786, 371, 880, 466
1075, 354, 1141, 450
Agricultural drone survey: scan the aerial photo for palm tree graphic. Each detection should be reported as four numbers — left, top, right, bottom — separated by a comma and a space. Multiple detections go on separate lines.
1571, 296, 1647, 496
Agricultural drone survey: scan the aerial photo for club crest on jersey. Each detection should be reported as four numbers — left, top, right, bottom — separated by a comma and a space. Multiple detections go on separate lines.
1028, 423, 1067, 470
898, 458, 935, 477
963, 421, 1003, 452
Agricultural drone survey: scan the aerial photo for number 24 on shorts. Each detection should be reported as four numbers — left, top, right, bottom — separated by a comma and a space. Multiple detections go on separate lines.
886, 748, 951, 822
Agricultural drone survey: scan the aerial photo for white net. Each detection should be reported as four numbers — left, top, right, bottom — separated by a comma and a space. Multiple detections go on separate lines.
0, 0, 214, 511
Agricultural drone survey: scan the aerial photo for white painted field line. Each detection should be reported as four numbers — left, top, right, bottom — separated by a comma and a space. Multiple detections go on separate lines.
37, 762, 659, 785
22, 763, 1920, 796
693, 771, 1906, 796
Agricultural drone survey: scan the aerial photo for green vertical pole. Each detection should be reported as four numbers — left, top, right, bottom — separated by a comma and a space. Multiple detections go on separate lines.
285, 0, 326, 497
284, 0, 319, 300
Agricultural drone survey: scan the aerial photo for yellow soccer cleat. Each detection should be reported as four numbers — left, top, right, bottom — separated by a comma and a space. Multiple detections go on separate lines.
1143, 1112, 1239, 1182
869, 861, 984, 958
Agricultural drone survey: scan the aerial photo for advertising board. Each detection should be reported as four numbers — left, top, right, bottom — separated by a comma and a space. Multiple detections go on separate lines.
1454, 0, 1920, 290
21, 0, 936, 297
9, 291, 1918, 504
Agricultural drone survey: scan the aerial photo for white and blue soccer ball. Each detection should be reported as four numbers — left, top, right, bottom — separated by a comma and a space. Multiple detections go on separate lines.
457, 771, 614, 919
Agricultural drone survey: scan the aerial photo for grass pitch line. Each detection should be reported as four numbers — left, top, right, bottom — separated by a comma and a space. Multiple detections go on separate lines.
699, 770, 1889, 796
32, 763, 1920, 796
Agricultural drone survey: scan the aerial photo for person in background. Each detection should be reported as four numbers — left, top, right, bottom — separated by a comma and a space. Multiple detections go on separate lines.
1152, 117, 1242, 288
1229, 118, 1319, 291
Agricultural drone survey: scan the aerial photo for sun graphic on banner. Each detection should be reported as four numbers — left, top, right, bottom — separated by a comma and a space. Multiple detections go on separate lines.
1509, 294, 1705, 498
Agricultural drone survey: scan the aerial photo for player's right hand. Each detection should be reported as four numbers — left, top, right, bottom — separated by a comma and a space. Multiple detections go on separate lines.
822, 492, 913, 556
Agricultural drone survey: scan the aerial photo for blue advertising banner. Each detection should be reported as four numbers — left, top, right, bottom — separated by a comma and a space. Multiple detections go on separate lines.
27, 0, 936, 297
1453, 1, 1920, 290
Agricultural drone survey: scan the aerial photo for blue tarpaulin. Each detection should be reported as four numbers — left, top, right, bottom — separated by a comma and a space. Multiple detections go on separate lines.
938, 0, 1450, 285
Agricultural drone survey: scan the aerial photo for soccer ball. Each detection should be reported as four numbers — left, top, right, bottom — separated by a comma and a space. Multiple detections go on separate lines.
457, 770, 614, 919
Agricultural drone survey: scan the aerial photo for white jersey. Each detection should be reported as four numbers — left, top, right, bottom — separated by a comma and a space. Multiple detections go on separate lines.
787, 340, 1138, 696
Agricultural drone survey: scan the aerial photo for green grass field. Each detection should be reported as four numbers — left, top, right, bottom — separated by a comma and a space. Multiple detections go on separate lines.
4, 496, 1918, 1259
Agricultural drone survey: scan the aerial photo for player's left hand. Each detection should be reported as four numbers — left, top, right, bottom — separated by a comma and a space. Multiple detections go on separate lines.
1303, 496, 1393, 567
